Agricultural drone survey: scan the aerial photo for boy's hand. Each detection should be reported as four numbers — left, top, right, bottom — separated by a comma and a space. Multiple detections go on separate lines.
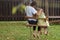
46, 16, 48, 20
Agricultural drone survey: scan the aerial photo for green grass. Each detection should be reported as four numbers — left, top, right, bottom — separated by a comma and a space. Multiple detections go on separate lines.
0, 21, 60, 40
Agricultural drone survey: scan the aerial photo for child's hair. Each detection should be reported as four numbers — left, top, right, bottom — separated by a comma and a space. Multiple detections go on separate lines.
30, 1, 37, 7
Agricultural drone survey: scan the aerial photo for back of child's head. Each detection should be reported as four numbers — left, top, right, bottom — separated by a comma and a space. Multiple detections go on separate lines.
30, 1, 37, 7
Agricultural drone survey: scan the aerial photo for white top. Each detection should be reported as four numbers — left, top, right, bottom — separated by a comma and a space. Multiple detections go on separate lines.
25, 6, 37, 21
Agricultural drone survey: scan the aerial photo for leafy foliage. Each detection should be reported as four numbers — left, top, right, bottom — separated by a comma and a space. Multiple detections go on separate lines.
12, 4, 26, 15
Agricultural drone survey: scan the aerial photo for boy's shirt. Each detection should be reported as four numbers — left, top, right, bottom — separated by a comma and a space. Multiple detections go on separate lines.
25, 6, 37, 21
38, 12, 49, 26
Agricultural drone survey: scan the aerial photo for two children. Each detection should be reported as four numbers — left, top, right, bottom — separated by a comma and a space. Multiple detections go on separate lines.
25, 1, 49, 38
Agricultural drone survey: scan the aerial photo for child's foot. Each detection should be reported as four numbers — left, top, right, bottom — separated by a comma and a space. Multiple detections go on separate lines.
37, 33, 42, 40
40, 32, 42, 35
37, 31, 41, 38
44, 31, 48, 35
33, 33, 36, 38
37, 33, 40, 39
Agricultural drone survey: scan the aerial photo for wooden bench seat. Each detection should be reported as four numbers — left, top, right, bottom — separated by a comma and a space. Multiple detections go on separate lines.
26, 23, 48, 28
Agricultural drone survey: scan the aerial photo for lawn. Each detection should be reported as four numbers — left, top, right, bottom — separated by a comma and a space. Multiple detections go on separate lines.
0, 21, 60, 40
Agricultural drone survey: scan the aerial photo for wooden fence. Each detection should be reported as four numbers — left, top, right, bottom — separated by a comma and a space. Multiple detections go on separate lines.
0, 0, 26, 21
0, 0, 60, 22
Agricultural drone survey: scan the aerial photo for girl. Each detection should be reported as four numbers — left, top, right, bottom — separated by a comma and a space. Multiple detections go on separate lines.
37, 8, 49, 36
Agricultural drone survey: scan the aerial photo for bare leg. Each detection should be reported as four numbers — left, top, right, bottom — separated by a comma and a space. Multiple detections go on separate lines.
44, 26, 48, 35
44, 26, 48, 40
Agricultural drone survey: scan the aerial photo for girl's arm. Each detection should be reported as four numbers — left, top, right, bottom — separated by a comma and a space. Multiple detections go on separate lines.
37, 8, 43, 16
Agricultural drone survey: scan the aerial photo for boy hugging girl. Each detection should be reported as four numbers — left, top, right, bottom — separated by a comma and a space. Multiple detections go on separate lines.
25, 1, 49, 38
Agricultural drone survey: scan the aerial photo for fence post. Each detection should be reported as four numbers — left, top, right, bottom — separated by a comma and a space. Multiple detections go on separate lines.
45, 0, 49, 17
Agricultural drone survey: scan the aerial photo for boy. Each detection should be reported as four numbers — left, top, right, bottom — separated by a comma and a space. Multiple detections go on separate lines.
25, 1, 41, 38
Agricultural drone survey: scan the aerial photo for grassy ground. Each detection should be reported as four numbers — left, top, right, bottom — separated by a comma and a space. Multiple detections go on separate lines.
0, 21, 60, 40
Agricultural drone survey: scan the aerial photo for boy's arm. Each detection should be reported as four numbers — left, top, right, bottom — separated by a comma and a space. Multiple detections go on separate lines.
46, 16, 49, 20
25, 16, 36, 19
44, 16, 49, 22
33, 13, 38, 19
25, 13, 38, 19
